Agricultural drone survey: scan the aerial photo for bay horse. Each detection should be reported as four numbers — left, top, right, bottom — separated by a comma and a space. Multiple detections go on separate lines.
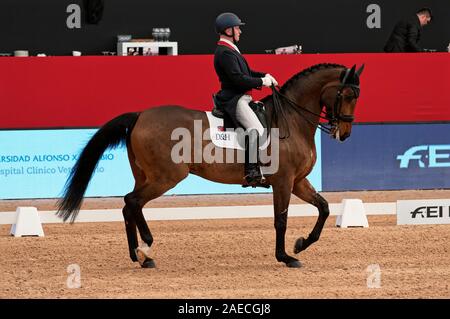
57, 63, 364, 268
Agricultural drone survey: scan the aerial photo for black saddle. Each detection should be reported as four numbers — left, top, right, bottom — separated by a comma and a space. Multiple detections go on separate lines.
212, 95, 269, 131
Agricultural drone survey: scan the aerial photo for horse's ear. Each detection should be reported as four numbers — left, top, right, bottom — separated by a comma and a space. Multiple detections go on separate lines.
342, 65, 356, 84
347, 65, 356, 81
356, 64, 365, 77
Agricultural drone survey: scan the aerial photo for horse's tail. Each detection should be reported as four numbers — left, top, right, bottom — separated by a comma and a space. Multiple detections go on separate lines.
57, 112, 140, 223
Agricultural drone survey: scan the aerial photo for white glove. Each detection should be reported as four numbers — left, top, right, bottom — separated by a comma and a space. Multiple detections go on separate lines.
261, 74, 273, 87
265, 74, 278, 86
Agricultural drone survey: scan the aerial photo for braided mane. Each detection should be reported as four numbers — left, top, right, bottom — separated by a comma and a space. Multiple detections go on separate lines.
279, 63, 346, 94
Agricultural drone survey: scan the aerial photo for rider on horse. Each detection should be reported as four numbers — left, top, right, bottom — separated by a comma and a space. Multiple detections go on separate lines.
213, 12, 278, 186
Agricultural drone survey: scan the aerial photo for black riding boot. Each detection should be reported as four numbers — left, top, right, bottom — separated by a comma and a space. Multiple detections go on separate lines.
243, 130, 265, 187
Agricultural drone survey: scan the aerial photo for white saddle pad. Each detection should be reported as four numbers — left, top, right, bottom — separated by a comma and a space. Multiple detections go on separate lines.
205, 112, 270, 150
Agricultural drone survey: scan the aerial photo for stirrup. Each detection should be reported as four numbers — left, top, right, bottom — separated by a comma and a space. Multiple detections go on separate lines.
242, 180, 270, 189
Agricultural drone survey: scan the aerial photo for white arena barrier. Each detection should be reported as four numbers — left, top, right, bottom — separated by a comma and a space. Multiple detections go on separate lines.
0, 201, 395, 225
10, 207, 45, 237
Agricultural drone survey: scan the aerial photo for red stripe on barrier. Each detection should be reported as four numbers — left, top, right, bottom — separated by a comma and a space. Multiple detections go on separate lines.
0, 53, 448, 129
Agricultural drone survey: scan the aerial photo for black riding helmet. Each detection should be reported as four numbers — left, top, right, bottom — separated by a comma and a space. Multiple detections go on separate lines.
215, 12, 245, 34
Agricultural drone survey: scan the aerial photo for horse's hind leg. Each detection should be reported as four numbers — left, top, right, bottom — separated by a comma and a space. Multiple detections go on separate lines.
122, 204, 139, 262
125, 170, 188, 268
122, 150, 146, 264
292, 178, 330, 254
124, 188, 155, 268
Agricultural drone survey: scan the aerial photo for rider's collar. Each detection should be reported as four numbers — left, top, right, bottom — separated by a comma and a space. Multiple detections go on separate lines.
218, 38, 241, 54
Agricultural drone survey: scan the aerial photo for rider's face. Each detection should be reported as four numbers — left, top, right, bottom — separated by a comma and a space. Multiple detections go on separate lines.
225, 26, 242, 42
233, 26, 242, 42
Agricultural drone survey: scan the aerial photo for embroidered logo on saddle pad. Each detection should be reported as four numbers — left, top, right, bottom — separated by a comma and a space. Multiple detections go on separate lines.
205, 112, 270, 150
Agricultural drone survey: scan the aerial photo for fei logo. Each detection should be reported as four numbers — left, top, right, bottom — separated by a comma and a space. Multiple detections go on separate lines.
396, 145, 450, 168
397, 199, 450, 225
410, 206, 450, 218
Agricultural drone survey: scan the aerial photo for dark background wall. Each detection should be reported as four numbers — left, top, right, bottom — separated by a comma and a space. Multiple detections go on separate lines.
0, 0, 448, 55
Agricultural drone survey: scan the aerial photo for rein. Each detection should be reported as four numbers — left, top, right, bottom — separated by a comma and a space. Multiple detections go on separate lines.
270, 80, 360, 138
271, 86, 334, 138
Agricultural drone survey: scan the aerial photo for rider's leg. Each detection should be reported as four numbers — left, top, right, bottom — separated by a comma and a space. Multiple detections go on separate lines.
236, 95, 265, 185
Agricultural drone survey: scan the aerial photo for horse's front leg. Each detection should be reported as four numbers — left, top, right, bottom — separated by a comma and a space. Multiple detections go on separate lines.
292, 178, 330, 254
272, 181, 302, 268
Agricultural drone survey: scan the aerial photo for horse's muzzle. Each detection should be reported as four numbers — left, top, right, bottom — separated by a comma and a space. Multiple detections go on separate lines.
339, 132, 350, 141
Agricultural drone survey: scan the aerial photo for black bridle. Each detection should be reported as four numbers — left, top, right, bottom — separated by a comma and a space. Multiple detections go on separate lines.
323, 82, 360, 124
271, 81, 360, 138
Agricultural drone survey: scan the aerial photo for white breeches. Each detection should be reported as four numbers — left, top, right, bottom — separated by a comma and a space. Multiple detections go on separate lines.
235, 94, 264, 136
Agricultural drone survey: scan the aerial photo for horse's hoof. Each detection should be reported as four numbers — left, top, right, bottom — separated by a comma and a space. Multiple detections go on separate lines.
141, 258, 156, 268
287, 260, 302, 268
294, 237, 305, 254
135, 246, 152, 264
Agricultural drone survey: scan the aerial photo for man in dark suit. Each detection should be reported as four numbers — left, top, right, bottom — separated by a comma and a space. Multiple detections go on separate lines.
384, 8, 433, 52
213, 12, 277, 186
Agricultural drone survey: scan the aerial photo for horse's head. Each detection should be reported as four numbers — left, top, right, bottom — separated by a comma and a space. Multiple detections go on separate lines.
320, 64, 364, 141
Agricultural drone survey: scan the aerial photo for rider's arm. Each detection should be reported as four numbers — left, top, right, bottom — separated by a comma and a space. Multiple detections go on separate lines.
250, 70, 266, 78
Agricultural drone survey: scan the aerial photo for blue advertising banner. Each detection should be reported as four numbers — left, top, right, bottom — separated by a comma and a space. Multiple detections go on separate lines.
321, 123, 450, 191
0, 129, 133, 199
0, 129, 322, 199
